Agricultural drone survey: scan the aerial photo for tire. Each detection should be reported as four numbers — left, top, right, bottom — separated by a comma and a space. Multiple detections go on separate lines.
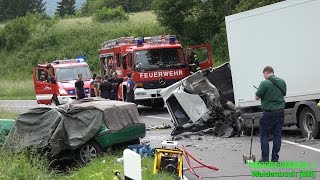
77, 140, 102, 164
127, 138, 140, 145
299, 107, 320, 139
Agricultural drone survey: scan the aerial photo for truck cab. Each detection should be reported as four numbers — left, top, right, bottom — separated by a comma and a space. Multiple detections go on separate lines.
99, 35, 212, 107
33, 59, 92, 105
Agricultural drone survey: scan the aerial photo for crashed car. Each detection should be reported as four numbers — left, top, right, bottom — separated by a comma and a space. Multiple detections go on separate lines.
0, 119, 14, 147
1, 99, 146, 164
160, 63, 241, 137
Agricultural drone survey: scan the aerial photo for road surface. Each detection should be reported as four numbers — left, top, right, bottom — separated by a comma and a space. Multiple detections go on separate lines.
1, 100, 320, 179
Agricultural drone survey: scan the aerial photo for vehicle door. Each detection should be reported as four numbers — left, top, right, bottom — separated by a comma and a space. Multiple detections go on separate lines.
185, 44, 213, 71
33, 67, 57, 105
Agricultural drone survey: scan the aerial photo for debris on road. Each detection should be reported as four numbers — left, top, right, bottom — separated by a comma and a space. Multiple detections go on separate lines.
160, 63, 241, 137
146, 123, 172, 131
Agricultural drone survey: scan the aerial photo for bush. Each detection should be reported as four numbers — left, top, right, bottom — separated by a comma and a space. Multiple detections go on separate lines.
93, 6, 129, 23
1, 13, 55, 51
79, 0, 105, 16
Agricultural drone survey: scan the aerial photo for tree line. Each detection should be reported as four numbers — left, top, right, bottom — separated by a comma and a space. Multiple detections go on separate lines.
152, 0, 284, 62
0, 0, 78, 21
0, 0, 284, 63
0, 0, 155, 21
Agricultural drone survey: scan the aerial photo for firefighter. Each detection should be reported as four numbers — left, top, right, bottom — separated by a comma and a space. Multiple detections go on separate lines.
47, 65, 56, 84
109, 72, 123, 100
99, 74, 112, 99
90, 74, 97, 97
126, 72, 136, 103
188, 52, 200, 73
75, 74, 86, 100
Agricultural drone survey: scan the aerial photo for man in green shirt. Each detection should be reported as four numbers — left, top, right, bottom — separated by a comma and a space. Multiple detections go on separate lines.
255, 66, 286, 162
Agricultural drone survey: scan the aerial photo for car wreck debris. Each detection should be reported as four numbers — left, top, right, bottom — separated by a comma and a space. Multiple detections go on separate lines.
160, 63, 240, 137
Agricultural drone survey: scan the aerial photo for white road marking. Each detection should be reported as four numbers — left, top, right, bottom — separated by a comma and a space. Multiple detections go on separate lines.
145, 115, 171, 120
282, 140, 320, 153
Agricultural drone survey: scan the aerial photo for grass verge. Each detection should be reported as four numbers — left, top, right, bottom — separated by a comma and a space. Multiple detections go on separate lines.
0, 110, 174, 179
65, 154, 174, 180
0, 150, 174, 180
0, 109, 19, 119
0, 150, 54, 179
0, 79, 35, 100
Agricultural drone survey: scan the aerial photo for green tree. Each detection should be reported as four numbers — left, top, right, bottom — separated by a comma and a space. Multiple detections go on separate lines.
80, 0, 105, 16
56, 0, 76, 17
93, 6, 128, 23
236, 0, 284, 12
0, 0, 45, 22
153, 0, 285, 63
153, 0, 238, 45
80, 0, 154, 16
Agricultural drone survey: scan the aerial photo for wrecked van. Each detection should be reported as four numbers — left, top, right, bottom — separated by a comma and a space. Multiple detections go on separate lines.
160, 63, 240, 137
1, 99, 146, 164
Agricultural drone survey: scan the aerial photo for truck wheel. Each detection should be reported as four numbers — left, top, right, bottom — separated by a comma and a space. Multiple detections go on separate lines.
299, 107, 320, 139
77, 140, 102, 164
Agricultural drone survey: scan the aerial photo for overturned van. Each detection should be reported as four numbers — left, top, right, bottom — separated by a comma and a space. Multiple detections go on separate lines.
160, 63, 240, 137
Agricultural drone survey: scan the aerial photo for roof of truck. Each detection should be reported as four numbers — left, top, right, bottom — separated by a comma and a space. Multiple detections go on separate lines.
225, 0, 313, 22
38, 59, 89, 68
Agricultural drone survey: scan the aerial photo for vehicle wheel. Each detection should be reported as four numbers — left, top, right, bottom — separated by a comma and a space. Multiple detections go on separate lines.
128, 138, 140, 145
77, 140, 102, 164
299, 107, 320, 139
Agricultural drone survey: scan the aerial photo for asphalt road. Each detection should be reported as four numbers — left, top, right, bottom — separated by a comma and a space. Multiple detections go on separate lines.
1, 100, 320, 180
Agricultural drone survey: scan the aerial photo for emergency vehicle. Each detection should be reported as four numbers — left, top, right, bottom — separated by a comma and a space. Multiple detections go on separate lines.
33, 59, 92, 105
99, 35, 212, 107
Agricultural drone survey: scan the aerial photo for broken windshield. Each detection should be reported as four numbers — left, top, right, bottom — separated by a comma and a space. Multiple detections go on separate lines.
134, 48, 185, 71
56, 66, 91, 82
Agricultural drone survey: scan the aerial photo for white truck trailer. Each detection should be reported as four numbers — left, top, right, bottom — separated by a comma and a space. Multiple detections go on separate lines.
225, 0, 320, 138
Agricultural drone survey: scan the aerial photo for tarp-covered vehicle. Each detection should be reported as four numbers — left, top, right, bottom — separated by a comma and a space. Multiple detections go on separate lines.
0, 119, 14, 147
1, 99, 146, 164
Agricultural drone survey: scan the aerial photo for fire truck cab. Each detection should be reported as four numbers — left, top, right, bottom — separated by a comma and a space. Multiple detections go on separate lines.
99, 35, 212, 107
33, 59, 92, 105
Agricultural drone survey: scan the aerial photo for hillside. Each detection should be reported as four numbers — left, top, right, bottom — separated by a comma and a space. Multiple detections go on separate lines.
0, 11, 166, 80
44, 0, 86, 16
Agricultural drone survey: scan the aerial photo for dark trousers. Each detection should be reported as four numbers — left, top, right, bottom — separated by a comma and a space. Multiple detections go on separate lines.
259, 110, 284, 161
126, 91, 135, 103
110, 93, 118, 100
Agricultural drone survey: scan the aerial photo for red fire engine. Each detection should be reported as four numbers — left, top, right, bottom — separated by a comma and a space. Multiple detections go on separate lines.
99, 35, 212, 107
33, 59, 92, 105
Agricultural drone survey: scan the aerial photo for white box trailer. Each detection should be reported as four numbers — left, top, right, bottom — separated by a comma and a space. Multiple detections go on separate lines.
225, 0, 320, 138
